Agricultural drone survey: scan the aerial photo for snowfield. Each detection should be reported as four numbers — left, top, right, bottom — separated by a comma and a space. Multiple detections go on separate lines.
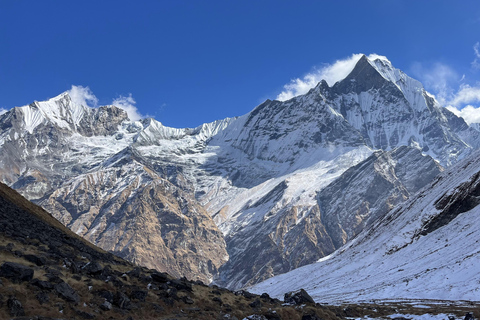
250, 149, 480, 304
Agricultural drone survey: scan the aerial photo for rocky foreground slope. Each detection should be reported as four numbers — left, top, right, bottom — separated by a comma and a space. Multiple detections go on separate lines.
1, 54, 479, 289
0, 181, 350, 319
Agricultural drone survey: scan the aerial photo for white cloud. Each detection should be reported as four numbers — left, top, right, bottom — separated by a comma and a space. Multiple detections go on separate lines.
450, 84, 480, 106
277, 53, 382, 101
411, 62, 459, 105
444, 84, 480, 125
112, 94, 143, 121
472, 42, 480, 70
447, 105, 480, 125
67, 85, 98, 108
0, 108, 7, 116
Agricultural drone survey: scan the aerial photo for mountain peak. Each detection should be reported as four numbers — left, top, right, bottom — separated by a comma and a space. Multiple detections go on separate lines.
333, 54, 389, 94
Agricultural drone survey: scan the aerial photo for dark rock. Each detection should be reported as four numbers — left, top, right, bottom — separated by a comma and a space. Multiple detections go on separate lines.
55, 282, 80, 303
212, 296, 222, 305
211, 289, 222, 295
105, 275, 123, 288
235, 290, 256, 299
168, 278, 193, 292
100, 300, 112, 311
44, 267, 63, 276
113, 291, 131, 310
264, 312, 281, 320
6, 243, 14, 251
101, 264, 113, 277
75, 309, 95, 319
64, 258, 79, 273
94, 290, 114, 303
129, 290, 147, 301
0, 262, 34, 283
194, 280, 206, 286
162, 297, 175, 306
182, 296, 194, 304
82, 261, 103, 275
465, 313, 475, 320
152, 303, 165, 312
249, 298, 262, 309
284, 289, 315, 305
260, 293, 271, 300
166, 287, 178, 299
151, 272, 168, 283
302, 314, 322, 320
13, 250, 23, 256
45, 274, 63, 284
7, 296, 25, 316
24, 254, 47, 266
31, 278, 54, 290
36, 291, 50, 304
126, 267, 141, 278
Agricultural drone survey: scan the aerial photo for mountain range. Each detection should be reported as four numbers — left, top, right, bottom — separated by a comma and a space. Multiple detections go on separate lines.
1, 53, 480, 293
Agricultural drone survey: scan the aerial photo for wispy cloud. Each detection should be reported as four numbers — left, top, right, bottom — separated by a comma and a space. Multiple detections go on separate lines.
450, 84, 480, 106
412, 44, 480, 125
447, 104, 480, 125
276, 54, 388, 101
0, 108, 7, 116
112, 94, 143, 121
410, 62, 459, 105
67, 85, 98, 108
445, 84, 480, 124
472, 42, 480, 70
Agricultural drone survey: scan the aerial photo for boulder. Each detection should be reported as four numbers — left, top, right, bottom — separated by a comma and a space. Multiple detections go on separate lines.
284, 289, 315, 305
113, 291, 131, 310
7, 296, 25, 316
0, 262, 34, 283
249, 298, 262, 309
151, 272, 168, 283
82, 261, 103, 275
24, 254, 47, 266
55, 282, 80, 303
100, 300, 112, 311
31, 278, 54, 290
129, 289, 148, 301
464, 313, 475, 320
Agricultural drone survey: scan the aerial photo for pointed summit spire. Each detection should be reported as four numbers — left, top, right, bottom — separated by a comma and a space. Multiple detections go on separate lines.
333, 54, 391, 94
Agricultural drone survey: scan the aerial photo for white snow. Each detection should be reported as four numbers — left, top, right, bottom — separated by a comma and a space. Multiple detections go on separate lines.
250, 149, 480, 304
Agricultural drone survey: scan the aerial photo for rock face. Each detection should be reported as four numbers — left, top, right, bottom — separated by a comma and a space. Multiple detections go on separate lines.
0, 54, 479, 289
0, 262, 34, 283
250, 148, 480, 304
317, 146, 443, 248
41, 153, 227, 281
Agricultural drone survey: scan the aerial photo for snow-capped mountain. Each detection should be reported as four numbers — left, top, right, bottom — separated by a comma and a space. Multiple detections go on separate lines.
0, 54, 478, 288
250, 147, 480, 303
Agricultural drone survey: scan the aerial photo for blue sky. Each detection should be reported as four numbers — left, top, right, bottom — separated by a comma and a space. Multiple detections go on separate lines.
1, 1, 480, 127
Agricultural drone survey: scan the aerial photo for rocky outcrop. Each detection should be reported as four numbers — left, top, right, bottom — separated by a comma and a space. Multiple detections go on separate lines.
40, 150, 227, 283
318, 146, 443, 248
